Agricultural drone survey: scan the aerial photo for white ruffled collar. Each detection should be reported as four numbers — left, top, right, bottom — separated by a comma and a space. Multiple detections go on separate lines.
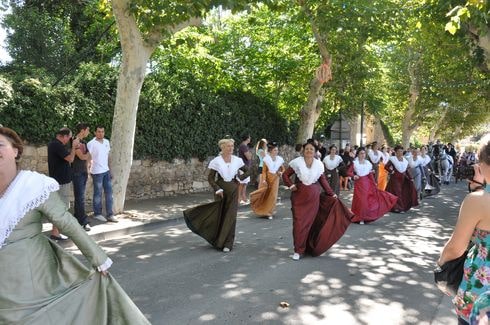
389, 156, 408, 173
208, 155, 244, 182
263, 155, 284, 173
289, 157, 324, 185
0, 170, 59, 248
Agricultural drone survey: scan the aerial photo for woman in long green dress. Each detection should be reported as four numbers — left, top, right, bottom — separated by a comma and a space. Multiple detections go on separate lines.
184, 138, 250, 252
0, 127, 150, 325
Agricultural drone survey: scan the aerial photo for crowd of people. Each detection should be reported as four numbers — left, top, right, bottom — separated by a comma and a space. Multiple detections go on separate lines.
1, 122, 488, 324
186, 135, 467, 261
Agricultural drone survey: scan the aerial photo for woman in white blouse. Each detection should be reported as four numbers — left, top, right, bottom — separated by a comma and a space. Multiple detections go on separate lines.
250, 142, 285, 219
184, 138, 250, 252
351, 147, 397, 224
322, 144, 344, 196
384, 145, 419, 213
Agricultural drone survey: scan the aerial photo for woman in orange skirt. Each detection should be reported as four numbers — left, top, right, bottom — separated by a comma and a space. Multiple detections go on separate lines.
377, 145, 390, 190
250, 142, 285, 219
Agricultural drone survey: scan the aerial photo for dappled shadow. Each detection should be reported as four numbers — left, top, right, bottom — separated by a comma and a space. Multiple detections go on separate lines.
67, 183, 466, 324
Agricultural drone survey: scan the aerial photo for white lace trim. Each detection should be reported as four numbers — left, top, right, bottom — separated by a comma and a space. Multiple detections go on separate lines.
354, 159, 373, 177
97, 257, 113, 272
389, 156, 409, 173
323, 155, 343, 170
208, 155, 244, 182
289, 157, 324, 185
263, 155, 284, 173
0, 171, 59, 248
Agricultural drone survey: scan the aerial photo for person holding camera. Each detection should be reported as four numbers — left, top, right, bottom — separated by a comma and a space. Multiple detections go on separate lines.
438, 135, 490, 325
47, 127, 80, 240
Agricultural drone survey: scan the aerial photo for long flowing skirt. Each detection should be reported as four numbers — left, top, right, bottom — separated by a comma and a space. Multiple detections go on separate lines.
306, 194, 354, 256
325, 168, 340, 196
378, 162, 389, 190
183, 180, 238, 249
250, 172, 280, 217
290, 182, 322, 255
351, 174, 398, 223
1, 235, 150, 325
385, 171, 419, 212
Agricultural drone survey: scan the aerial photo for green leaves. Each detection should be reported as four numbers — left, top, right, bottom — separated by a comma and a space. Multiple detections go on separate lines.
445, 6, 470, 35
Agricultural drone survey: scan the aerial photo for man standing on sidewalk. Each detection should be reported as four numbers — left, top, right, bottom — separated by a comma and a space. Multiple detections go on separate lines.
47, 127, 80, 240
72, 123, 91, 231
87, 126, 118, 223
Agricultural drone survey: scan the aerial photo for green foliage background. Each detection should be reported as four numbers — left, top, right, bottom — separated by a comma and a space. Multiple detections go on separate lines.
0, 63, 292, 160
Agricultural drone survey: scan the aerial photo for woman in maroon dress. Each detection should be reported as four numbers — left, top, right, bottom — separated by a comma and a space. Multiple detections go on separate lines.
384, 145, 419, 213
351, 148, 397, 224
282, 139, 353, 260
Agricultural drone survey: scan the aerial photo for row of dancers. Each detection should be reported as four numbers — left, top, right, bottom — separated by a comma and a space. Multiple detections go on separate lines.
183, 137, 426, 261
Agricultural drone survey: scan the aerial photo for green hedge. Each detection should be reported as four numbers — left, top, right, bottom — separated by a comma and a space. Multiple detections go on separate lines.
0, 63, 292, 160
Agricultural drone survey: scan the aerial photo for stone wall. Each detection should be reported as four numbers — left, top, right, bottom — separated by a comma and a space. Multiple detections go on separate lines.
19, 144, 297, 202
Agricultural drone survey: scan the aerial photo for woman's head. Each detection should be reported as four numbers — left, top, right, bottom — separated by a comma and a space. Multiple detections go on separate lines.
256, 138, 268, 151
268, 142, 279, 156
329, 144, 337, 155
218, 138, 234, 154
477, 135, 490, 182
394, 145, 404, 157
357, 147, 366, 159
0, 127, 23, 167
303, 139, 318, 158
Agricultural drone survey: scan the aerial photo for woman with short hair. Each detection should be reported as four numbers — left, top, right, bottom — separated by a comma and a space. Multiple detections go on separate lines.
184, 137, 250, 252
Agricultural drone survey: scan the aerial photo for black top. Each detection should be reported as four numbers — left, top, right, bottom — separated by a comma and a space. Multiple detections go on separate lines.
72, 139, 88, 173
47, 138, 72, 184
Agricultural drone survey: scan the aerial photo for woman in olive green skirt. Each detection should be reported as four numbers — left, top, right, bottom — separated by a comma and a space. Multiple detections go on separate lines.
184, 138, 250, 252
0, 127, 150, 325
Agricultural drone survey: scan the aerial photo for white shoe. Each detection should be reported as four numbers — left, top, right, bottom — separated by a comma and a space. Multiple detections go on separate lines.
292, 253, 300, 261
268, 216, 273, 220
359, 221, 365, 225
83, 224, 91, 231
223, 247, 230, 252
94, 215, 107, 222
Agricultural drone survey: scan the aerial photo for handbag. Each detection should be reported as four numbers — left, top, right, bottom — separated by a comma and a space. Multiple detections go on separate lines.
434, 251, 468, 296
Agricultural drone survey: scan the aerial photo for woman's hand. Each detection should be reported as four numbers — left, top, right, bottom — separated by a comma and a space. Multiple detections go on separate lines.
353, 175, 359, 180
100, 270, 108, 276
289, 184, 297, 192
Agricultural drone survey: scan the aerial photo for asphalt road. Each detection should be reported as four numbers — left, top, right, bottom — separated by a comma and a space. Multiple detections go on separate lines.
69, 182, 466, 325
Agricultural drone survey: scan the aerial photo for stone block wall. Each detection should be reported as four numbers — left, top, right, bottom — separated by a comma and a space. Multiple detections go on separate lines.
19, 144, 297, 203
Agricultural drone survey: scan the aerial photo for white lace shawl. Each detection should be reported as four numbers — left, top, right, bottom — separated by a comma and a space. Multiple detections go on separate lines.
389, 156, 409, 173
420, 155, 431, 167
323, 155, 343, 170
0, 170, 59, 248
408, 156, 423, 168
289, 157, 325, 185
353, 159, 373, 177
368, 150, 382, 163
263, 155, 284, 173
208, 155, 244, 181
381, 152, 391, 163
